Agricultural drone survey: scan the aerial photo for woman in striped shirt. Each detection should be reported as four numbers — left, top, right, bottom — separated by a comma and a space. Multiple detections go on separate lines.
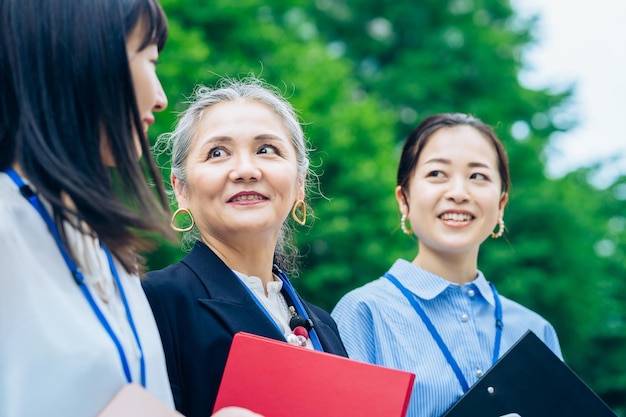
332, 113, 561, 417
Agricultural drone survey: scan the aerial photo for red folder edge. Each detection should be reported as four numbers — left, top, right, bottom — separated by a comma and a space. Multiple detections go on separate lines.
214, 332, 415, 417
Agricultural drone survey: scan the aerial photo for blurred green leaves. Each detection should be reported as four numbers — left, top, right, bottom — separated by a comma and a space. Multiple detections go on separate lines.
145, 1, 626, 412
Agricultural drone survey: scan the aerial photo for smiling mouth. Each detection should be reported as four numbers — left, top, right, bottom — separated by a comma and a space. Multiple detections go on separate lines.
439, 213, 473, 221
230, 195, 267, 202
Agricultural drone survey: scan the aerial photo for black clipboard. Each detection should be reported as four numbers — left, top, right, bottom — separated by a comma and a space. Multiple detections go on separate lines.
443, 330, 616, 417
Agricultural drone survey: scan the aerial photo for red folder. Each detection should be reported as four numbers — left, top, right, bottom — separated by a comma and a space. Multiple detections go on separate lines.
214, 332, 415, 417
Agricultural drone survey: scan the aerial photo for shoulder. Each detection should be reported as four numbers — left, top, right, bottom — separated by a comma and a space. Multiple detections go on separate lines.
299, 298, 348, 357
499, 294, 561, 354
142, 260, 203, 310
298, 296, 338, 331
302, 300, 334, 324
334, 278, 392, 312
143, 262, 191, 296
303, 300, 330, 316
330, 278, 396, 331
143, 243, 211, 290
145, 261, 191, 286
0, 175, 33, 234
0, 175, 62, 270
499, 294, 550, 324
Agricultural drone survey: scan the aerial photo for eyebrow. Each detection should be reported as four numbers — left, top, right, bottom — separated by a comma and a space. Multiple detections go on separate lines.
423, 158, 493, 169
254, 133, 287, 142
202, 133, 285, 144
203, 136, 232, 144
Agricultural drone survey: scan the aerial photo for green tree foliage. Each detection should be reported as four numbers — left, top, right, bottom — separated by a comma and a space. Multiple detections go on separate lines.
149, 0, 404, 305
146, 0, 626, 412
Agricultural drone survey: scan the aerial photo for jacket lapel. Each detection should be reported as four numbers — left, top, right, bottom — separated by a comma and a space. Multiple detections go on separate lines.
181, 241, 285, 341
301, 302, 347, 355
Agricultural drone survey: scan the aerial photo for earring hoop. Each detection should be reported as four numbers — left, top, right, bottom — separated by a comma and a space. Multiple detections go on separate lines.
170, 207, 195, 232
401, 214, 413, 235
491, 217, 505, 239
291, 200, 307, 226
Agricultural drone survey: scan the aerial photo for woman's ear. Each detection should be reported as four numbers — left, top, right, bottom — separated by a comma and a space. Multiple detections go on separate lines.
499, 192, 509, 217
395, 185, 409, 216
171, 173, 187, 207
296, 169, 307, 202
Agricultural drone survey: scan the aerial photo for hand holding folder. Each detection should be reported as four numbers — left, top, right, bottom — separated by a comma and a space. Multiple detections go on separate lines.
214, 332, 415, 417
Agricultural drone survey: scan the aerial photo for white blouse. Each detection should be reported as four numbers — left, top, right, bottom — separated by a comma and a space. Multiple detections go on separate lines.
0, 172, 174, 417
234, 271, 314, 350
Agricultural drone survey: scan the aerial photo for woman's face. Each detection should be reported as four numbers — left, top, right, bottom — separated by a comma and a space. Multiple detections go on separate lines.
101, 19, 168, 165
396, 125, 507, 258
174, 99, 304, 244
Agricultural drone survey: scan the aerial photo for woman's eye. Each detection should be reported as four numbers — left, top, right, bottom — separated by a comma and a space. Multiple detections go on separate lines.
208, 147, 226, 159
427, 170, 444, 178
258, 144, 279, 155
471, 172, 488, 180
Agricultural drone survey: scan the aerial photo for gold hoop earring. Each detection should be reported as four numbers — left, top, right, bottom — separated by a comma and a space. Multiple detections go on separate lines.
491, 217, 505, 239
291, 200, 307, 226
170, 208, 195, 232
401, 214, 413, 235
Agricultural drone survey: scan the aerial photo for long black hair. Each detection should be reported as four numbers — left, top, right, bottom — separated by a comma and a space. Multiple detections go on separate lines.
0, 0, 171, 273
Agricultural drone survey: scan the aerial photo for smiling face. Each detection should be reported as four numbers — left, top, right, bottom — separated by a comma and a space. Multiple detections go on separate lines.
173, 99, 304, 245
396, 125, 508, 260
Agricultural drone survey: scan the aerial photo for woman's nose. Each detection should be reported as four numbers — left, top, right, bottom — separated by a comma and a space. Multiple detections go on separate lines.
445, 177, 470, 203
229, 154, 261, 182
153, 80, 168, 112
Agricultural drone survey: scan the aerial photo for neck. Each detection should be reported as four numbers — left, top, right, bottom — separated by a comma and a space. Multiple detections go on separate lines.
413, 247, 478, 284
201, 234, 277, 287
11, 162, 25, 177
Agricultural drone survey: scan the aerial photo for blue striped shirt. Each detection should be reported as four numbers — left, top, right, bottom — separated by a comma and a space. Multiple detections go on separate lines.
331, 259, 562, 417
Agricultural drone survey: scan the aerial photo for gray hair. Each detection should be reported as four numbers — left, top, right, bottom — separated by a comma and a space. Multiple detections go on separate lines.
154, 77, 312, 276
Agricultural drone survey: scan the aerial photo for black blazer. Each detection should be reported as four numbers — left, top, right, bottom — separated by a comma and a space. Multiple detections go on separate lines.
143, 241, 347, 417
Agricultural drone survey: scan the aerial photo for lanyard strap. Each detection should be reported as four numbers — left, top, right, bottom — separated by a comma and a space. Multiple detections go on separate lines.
274, 266, 323, 352
384, 272, 503, 393
3, 168, 145, 386
237, 266, 323, 351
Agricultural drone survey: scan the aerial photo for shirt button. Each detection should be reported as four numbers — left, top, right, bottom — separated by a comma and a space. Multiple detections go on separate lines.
476, 369, 483, 377
461, 313, 469, 322
468, 289, 475, 297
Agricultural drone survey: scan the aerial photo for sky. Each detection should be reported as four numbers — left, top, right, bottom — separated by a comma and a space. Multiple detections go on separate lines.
512, 0, 626, 187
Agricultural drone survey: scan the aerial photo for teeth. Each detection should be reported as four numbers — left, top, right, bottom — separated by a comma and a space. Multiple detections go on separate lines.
440, 213, 472, 221
232, 195, 264, 202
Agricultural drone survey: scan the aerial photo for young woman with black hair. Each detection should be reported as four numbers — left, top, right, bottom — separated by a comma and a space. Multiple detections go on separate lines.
0, 1, 260, 416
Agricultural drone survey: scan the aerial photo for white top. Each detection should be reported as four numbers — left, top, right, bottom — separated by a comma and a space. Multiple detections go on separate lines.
234, 271, 314, 349
0, 172, 174, 417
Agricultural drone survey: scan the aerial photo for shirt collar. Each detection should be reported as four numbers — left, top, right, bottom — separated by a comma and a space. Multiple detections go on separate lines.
232, 270, 284, 296
387, 259, 496, 306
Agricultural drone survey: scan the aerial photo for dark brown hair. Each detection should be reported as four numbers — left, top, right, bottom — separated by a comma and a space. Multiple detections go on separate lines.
397, 113, 510, 202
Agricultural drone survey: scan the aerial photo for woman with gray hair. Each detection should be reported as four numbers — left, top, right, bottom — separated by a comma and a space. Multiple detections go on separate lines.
142, 78, 347, 417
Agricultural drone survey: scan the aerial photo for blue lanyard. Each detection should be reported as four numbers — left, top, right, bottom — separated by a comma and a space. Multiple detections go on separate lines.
236, 266, 324, 352
384, 272, 503, 393
3, 168, 146, 386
